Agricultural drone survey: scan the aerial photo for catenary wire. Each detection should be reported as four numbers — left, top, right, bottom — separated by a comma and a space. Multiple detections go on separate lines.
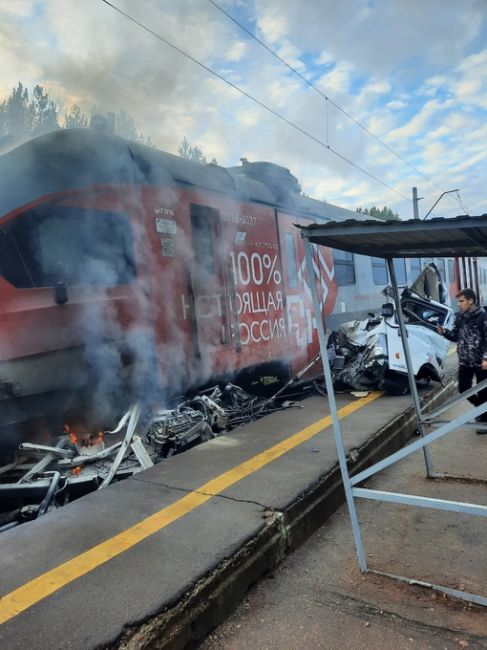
99, 0, 410, 202
208, 0, 467, 216
456, 191, 469, 215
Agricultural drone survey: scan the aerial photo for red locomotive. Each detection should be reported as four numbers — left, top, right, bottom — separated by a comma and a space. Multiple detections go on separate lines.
0, 128, 351, 449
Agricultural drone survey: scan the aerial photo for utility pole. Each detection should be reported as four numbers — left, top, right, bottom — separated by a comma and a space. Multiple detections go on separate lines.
412, 187, 421, 220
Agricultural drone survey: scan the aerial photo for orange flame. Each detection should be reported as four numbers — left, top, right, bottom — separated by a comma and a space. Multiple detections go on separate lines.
64, 424, 103, 448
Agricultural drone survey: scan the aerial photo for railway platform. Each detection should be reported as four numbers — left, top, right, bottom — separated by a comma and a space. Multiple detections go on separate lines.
0, 357, 472, 650
201, 380, 487, 650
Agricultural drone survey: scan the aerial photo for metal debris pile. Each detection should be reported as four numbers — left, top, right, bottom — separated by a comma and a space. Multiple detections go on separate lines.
0, 384, 295, 533
325, 315, 388, 392
147, 383, 263, 457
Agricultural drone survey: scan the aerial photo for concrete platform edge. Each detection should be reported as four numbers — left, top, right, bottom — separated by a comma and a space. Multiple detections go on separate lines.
112, 377, 457, 650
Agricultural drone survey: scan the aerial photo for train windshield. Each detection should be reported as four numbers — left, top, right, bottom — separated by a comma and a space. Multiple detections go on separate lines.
0, 204, 136, 288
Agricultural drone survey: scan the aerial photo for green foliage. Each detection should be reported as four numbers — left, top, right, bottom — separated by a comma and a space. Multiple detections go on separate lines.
356, 205, 400, 221
31, 84, 59, 135
89, 105, 151, 144
178, 136, 217, 165
0, 81, 153, 146
64, 104, 88, 129
0, 82, 38, 137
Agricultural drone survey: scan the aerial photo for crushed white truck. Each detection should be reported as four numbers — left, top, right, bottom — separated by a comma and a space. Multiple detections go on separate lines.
328, 264, 455, 394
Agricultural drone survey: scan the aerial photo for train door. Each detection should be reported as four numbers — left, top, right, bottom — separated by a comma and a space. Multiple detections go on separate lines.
189, 204, 230, 360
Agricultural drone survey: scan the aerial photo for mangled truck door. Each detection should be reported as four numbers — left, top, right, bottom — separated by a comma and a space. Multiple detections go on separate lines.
189, 204, 230, 359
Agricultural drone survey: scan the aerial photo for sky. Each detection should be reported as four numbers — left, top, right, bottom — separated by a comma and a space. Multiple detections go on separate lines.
1, 0, 486, 219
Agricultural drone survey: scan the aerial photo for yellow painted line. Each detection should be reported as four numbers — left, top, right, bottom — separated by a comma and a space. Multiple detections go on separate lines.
0, 391, 382, 624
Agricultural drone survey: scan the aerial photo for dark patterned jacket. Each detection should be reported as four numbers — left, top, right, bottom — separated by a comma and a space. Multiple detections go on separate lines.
442, 307, 487, 366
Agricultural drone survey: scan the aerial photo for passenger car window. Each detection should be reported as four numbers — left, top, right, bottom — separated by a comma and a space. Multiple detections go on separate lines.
448, 259, 454, 283
371, 257, 388, 285
410, 258, 421, 278
393, 258, 407, 284
436, 258, 446, 281
333, 249, 355, 285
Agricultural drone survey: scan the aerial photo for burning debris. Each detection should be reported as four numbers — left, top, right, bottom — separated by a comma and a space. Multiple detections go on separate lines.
0, 384, 296, 533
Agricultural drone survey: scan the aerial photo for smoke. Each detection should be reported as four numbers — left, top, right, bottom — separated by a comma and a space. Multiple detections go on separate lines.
54, 143, 229, 430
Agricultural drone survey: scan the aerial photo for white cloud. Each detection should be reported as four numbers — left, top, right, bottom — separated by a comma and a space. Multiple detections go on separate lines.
315, 50, 334, 66
0, 0, 485, 218
388, 98, 455, 141
317, 61, 354, 95
226, 40, 247, 62
255, 4, 288, 44
385, 100, 406, 110
1, 0, 35, 17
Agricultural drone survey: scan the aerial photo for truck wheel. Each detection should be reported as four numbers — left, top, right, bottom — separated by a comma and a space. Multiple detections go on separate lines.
383, 370, 410, 396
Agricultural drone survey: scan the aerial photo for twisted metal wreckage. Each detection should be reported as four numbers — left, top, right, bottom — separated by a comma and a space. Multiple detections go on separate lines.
0, 265, 459, 533
0, 226, 471, 536
0, 383, 299, 533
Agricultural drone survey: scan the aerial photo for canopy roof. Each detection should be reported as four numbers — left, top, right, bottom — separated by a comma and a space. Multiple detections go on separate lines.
299, 214, 487, 258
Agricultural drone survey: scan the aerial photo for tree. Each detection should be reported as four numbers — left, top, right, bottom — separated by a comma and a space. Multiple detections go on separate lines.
64, 104, 89, 129
178, 136, 217, 165
0, 81, 154, 146
0, 82, 32, 136
89, 104, 151, 144
115, 109, 138, 141
356, 205, 400, 221
0, 82, 61, 140
31, 84, 59, 135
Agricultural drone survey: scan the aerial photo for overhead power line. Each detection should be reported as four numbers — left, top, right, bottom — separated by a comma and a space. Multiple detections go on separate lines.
100, 0, 411, 202
208, 0, 467, 215
208, 1, 427, 180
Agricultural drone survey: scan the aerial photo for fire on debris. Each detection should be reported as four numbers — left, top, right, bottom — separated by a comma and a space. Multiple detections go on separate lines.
0, 383, 299, 534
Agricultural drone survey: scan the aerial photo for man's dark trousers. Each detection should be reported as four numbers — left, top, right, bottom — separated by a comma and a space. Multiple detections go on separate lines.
458, 365, 487, 420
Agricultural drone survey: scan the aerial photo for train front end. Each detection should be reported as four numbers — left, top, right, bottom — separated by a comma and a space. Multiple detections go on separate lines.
0, 130, 146, 455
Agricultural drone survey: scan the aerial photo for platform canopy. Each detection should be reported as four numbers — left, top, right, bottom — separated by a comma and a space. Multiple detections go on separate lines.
298, 214, 487, 258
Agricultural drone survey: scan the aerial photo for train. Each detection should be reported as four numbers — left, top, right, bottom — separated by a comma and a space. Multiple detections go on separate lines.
0, 127, 484, 449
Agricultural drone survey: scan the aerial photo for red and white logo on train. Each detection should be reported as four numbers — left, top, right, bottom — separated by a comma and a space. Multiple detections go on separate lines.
298, 245, 338, 315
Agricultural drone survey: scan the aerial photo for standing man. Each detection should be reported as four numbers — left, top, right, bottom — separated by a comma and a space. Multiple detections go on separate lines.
438, 288, 487, 433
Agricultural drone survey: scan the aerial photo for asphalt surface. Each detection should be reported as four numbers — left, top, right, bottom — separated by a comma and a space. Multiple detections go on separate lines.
1, 355, 483, 650
200, 395, 487, 650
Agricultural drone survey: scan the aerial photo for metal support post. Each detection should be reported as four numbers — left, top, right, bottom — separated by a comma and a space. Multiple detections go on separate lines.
386, 258, 434, 476
303, 236, 367, 572
412, 187, 420, 220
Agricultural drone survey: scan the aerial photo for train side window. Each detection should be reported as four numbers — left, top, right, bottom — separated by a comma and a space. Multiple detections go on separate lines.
393, 258, 407, 285
435, 258, 446, 282
333, 249, 355, 285
0, 227, 36, 287
448, 259, 454, 284
284, 232, 298, 288
0, 205, 136, 288
410, 258, 421, 278
371, 257, 388, 285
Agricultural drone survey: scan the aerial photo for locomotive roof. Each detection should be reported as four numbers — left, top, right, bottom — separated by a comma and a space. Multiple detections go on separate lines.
0, 129, 360, 223
299, 215, 487, 258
